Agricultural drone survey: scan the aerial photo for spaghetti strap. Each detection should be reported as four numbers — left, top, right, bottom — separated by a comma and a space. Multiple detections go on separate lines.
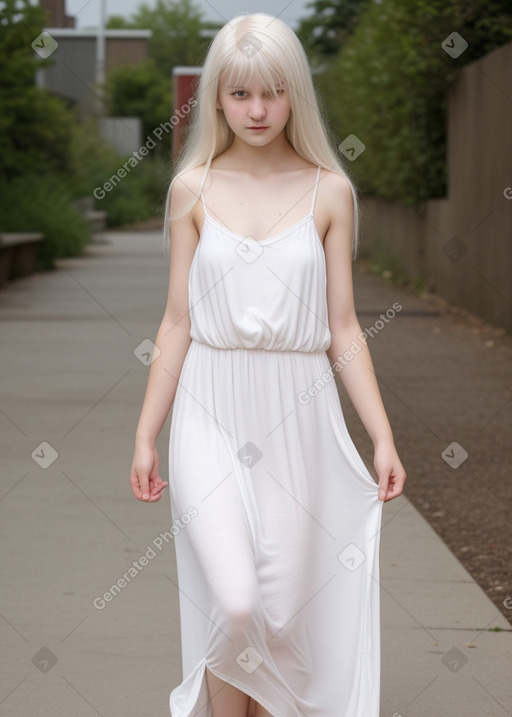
199, 161, 211, 216
199, 189, 208, 215
309, 165, 322, 215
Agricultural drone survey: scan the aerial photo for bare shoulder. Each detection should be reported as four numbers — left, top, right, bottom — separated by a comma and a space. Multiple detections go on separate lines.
168, 165, 204, 217
312, 169, 353, 247
322, 168, 353, 190
321, 170, 353, 210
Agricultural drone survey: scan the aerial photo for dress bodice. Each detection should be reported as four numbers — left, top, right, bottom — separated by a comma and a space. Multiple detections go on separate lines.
187, 165, 331, 353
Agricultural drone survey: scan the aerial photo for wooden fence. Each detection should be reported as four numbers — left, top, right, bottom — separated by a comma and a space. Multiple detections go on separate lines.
360, 41, 512, 333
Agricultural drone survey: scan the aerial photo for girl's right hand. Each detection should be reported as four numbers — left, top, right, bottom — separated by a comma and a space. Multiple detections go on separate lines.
129, 442, 168, 502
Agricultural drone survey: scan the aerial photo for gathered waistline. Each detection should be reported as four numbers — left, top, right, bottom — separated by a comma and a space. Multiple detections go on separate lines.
189, 337, 329, 355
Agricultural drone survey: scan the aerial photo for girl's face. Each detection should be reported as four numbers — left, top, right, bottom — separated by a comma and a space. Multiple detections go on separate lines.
216, 73, 291, 147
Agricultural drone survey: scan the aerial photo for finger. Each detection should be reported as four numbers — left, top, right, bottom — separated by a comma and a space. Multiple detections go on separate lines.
149, 481, 168, 499
148, 476, 167, 494
138, 471, 151, 501
129, 470, 144, 500
384, 473, 406, 501
377, 477, 389, 501
147, 474, 162, 497
149, 476, 168, 492
147, 485, 167, 502
152, 483, 168, 497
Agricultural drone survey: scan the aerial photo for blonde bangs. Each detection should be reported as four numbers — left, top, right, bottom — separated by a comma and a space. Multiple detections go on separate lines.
219, 35, 287, 98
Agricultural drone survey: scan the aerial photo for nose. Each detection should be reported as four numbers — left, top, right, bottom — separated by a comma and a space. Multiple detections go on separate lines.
248, 96, 266, 120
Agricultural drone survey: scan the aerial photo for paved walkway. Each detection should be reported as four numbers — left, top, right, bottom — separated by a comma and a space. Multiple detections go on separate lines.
0, 231, 510, 716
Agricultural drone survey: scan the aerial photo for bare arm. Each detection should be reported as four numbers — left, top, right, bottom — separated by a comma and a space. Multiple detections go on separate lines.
129, 169, 201, 502
323, 173, 406, 501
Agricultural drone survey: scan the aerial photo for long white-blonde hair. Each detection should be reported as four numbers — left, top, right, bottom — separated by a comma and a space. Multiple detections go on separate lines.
163, 11, 361, 259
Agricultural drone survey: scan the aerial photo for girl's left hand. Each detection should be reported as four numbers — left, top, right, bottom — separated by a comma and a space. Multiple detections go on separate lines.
373, 440, 407, 502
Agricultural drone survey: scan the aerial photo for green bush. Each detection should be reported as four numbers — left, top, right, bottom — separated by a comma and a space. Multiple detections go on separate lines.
0, 174, 91, 269
0, 125, 170, 273
67, 120, 172, 227
314, 0, 512, 205
0, 0, 176, 272
105, 58, 173, 157
316, 0, 457, 204
0, 0, 76, 179
98, 155, 171, 227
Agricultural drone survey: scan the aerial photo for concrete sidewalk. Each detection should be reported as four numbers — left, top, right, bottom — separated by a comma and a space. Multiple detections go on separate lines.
0, 231, 510, 717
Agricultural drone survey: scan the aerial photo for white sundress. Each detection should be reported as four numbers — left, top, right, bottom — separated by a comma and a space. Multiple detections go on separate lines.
167, 164, 384, 717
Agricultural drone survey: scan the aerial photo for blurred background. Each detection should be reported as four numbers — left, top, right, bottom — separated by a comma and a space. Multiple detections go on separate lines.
1, 0, 511, 329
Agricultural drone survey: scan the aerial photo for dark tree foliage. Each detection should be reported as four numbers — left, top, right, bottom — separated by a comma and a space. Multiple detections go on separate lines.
0, 0, 75, 178
296, 0, 372, 61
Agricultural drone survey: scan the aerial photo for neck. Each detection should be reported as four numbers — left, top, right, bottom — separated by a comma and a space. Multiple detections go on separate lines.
224, 130, 297, 174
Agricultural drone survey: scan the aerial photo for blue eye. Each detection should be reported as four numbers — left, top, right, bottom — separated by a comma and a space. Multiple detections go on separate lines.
231, 88, 285, 98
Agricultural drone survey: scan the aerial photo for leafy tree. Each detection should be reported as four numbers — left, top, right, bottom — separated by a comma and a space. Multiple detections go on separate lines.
105, 58, 173, 153
313, 0, 512, 204
296, 0, 372, 63
447, 0, 512, 58
105, 15, 129, 29
0, 0, 74, 178
298, 0, 512, 65
104, 0, 216, 155
107, 0, 211, 76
